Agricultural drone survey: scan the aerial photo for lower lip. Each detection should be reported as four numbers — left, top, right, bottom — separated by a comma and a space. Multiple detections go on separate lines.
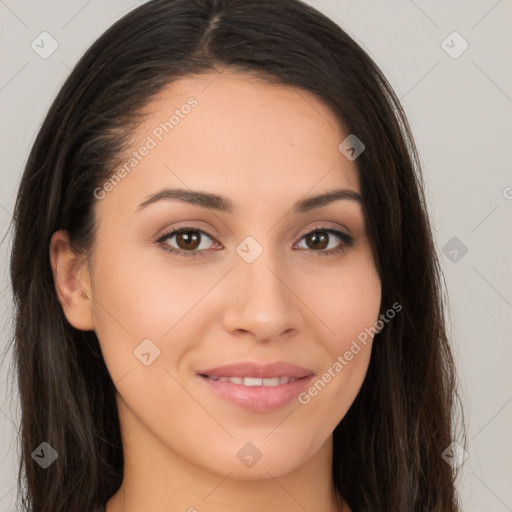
198, 375, 314, 412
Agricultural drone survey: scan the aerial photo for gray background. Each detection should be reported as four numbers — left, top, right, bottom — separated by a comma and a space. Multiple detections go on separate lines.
1, 1, 511, 510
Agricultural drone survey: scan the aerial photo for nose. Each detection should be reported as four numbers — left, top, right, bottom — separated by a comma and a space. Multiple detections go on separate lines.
221, 250, 304, 343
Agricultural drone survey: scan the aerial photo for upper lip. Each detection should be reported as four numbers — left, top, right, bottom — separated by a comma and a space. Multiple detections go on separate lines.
197, 361, 314, 379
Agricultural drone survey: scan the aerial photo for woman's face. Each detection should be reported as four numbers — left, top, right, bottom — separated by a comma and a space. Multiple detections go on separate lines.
79, 70, 381, 480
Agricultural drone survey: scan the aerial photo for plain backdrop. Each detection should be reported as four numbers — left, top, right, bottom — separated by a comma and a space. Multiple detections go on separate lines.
1, 1, 511, 511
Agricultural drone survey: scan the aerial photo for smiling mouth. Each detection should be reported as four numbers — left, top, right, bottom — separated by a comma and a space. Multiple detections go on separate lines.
198, 372, 315, 412
199, 375, 304, 386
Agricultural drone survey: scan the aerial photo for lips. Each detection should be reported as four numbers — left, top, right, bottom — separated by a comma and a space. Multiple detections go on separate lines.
197, 361, 315, 412
205, 376, 299, 386
197, 361, 314, 380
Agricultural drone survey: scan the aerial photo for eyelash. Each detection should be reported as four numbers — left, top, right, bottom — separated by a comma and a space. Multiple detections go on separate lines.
156, 225, 353, 258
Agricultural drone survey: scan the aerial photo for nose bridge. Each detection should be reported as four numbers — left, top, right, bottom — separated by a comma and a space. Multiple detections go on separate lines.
222, 235, 302, 340
236, 235, 289, 306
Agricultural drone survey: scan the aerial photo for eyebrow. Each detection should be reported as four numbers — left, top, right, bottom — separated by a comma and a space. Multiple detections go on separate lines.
137, 187, 363, 214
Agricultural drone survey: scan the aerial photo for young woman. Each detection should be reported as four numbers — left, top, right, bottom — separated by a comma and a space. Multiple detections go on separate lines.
7, 0, 466, 510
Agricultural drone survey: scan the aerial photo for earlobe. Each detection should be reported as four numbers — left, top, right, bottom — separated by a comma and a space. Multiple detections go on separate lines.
49, 230, 95, 331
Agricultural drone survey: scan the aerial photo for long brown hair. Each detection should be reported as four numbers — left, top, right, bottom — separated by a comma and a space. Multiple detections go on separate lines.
6, 0, 466, 510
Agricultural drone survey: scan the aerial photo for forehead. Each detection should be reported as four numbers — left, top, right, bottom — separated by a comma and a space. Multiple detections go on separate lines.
100, 70, 361, 214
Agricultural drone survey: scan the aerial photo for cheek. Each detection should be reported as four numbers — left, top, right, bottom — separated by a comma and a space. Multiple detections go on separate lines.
295, 256, 381, 417
301, 253, 382, 347
88, 240, 228, 385
90, 238, 213, 334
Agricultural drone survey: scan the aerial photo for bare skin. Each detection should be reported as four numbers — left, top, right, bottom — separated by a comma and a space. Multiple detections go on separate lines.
50, 69, 379, 512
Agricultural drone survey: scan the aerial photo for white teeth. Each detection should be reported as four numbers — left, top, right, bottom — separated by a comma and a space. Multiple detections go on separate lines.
206, 375, 298, 386
244, 377, 263, 386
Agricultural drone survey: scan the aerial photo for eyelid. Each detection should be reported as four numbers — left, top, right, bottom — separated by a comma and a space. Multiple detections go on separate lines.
294, 221, 351, 240
154, 220, 219, 241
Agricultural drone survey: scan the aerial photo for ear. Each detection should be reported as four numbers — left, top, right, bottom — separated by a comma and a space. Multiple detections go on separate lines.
49, 230, 95, 331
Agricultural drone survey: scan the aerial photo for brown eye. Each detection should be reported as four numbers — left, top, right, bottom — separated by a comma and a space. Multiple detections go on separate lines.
157, 226, 352, 258
175, 230, 201, 250
304, 231, 329, 250
296, 228, 353, 256
157, 227, 218, 257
